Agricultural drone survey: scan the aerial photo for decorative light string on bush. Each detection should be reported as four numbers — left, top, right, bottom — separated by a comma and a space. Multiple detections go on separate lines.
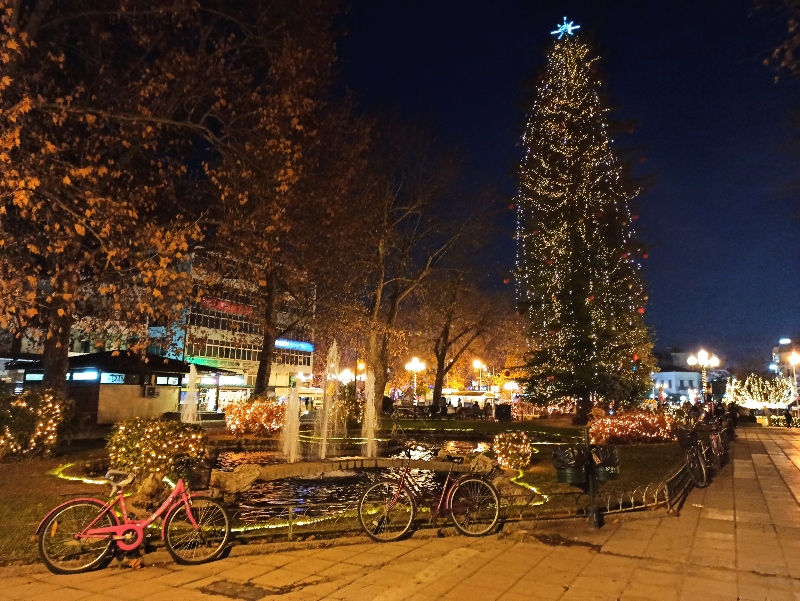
108, 417, 206, 477
225, 397, 285, 436
590, 411, 676, 445
0, 392, 64, 458
493, 431, 532, 470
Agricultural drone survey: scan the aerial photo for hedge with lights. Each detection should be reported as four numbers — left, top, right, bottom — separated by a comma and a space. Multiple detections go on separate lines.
0, 391, 67, 459
225, 396, 285, 436
108, 418, 207, 477
493, 431, 532, 470
590, 411, 676, 445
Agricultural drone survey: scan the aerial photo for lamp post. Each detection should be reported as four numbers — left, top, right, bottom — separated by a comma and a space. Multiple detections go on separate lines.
338, 369, 355, 385
789, 353, 800, 419
687, 349, 719, 402
405, 357, 425, 405
472, 359, 486, 391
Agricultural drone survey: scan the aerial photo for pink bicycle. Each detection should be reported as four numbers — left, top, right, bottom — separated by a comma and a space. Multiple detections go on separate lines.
36, 467, 231, 574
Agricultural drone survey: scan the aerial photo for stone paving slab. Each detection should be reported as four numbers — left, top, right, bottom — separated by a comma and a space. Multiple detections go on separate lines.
5, 427, 800, 599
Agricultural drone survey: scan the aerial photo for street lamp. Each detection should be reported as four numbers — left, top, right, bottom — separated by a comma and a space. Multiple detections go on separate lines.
338, 369, 355, 385
472, 359, 487, 391
789, 352, 799, 400
687, 349, 719, 402
405, 357, 425, 405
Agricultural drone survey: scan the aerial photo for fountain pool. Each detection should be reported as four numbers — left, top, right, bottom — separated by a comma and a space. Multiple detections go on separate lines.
213, 438, 536, 523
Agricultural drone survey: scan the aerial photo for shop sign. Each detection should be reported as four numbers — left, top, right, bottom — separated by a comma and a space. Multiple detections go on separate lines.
100, 372, 126, 384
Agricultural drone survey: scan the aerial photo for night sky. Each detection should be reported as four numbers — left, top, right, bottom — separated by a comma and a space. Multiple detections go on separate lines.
337, 0, 800, 364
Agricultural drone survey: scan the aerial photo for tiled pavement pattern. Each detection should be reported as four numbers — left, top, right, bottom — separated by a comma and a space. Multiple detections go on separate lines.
4, 428, 800, 600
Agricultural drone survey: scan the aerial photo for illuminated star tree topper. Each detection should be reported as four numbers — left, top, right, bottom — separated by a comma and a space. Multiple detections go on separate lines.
551, 17, 580, 39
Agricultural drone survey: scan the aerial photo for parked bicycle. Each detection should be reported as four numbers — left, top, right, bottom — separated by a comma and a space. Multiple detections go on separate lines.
37, 461, 231, 574
677, 417, 727, 489
358, 445, 500, 542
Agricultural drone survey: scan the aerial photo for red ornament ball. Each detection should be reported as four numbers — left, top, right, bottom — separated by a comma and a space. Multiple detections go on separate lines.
546, 259, 553, 265
633, 354, 639, 362
503, 278, 510, 284
508, 204, 515, 210
637, 307, 645, 314
631, 214, 639, 220
642, 253, 649, 259
587, 295, 594, 301
547, 375, 555, 381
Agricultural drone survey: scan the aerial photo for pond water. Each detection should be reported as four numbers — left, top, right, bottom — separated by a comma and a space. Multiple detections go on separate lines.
214, 440, 494, 523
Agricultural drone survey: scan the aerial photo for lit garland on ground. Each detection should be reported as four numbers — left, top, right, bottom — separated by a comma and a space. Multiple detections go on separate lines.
493, 432, 532, 470
49, 463, 112, 486
108, 418, 206, 477
225, 396, 285, 436
0, 391, 65, 459
590, 411, 676, 445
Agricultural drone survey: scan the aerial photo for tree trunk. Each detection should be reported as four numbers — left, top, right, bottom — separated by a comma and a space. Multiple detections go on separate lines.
42, 310, 72, 399
366, 327, 386, 402
254, 271, 277, 396
432, 352, 447, 408
575, 390, 591, 425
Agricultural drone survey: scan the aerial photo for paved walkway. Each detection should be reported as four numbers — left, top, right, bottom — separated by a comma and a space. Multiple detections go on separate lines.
4, 427, 800, 600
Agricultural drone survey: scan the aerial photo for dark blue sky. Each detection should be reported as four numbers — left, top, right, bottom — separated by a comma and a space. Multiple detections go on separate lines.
337, 1, 800, 362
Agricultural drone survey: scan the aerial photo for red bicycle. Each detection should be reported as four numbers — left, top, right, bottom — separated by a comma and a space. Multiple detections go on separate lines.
36, 467, 231, 574
358, 447, 500, 542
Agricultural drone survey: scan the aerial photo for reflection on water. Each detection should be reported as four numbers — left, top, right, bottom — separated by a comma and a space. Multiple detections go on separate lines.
235, 468, 447, 522
215, 451, 286, 472
216, 439, 493, 523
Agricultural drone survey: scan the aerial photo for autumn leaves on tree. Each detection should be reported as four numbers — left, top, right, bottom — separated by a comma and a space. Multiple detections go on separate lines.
0, 1, 360, 396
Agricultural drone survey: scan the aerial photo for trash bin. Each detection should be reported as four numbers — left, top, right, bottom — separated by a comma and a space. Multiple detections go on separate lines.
590, 445, 619, 482
553, 446, 589, 484
495, 404, 512, 422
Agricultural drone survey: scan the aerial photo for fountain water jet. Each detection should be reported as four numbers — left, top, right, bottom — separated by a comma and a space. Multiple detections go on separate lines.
181, 364, 200, 423
282, 387, 300, 463
315, 341, 340, 459
361, 370, 377, 457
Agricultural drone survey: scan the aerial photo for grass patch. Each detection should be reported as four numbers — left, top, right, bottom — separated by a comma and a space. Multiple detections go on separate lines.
0, 444, 108, 564
516, 442, 685, 494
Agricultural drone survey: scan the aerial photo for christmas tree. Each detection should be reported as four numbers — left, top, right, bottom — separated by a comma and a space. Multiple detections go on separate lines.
515, 19, 656, 421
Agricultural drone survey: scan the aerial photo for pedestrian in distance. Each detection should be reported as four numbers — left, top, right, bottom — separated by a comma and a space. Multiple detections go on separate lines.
784, 406, 794, 428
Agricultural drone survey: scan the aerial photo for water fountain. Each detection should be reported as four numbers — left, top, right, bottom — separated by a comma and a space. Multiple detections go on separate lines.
181, 364, 200, 423
361, 370, 377, 457
282, 386, 300, 463
315, 341, 340, 459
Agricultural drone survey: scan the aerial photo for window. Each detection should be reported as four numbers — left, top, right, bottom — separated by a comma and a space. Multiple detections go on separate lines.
679, 380, 685, 390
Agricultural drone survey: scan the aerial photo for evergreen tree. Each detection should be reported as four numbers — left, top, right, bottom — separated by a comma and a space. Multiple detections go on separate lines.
515, 22, 656, 421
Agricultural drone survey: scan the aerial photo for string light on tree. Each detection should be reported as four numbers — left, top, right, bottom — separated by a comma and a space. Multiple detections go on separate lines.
515, 20, 656, 421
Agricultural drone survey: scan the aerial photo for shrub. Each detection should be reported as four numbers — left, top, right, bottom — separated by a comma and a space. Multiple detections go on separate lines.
225, 396, 285, 436
108, 418, 207, 477
493, 431, 531, 470
590, 411, 676, 445
0, 391, 67, 459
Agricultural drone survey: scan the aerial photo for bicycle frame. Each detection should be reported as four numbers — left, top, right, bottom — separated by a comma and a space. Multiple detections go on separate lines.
391, 455, 460, 519
36, 478, 198, 552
